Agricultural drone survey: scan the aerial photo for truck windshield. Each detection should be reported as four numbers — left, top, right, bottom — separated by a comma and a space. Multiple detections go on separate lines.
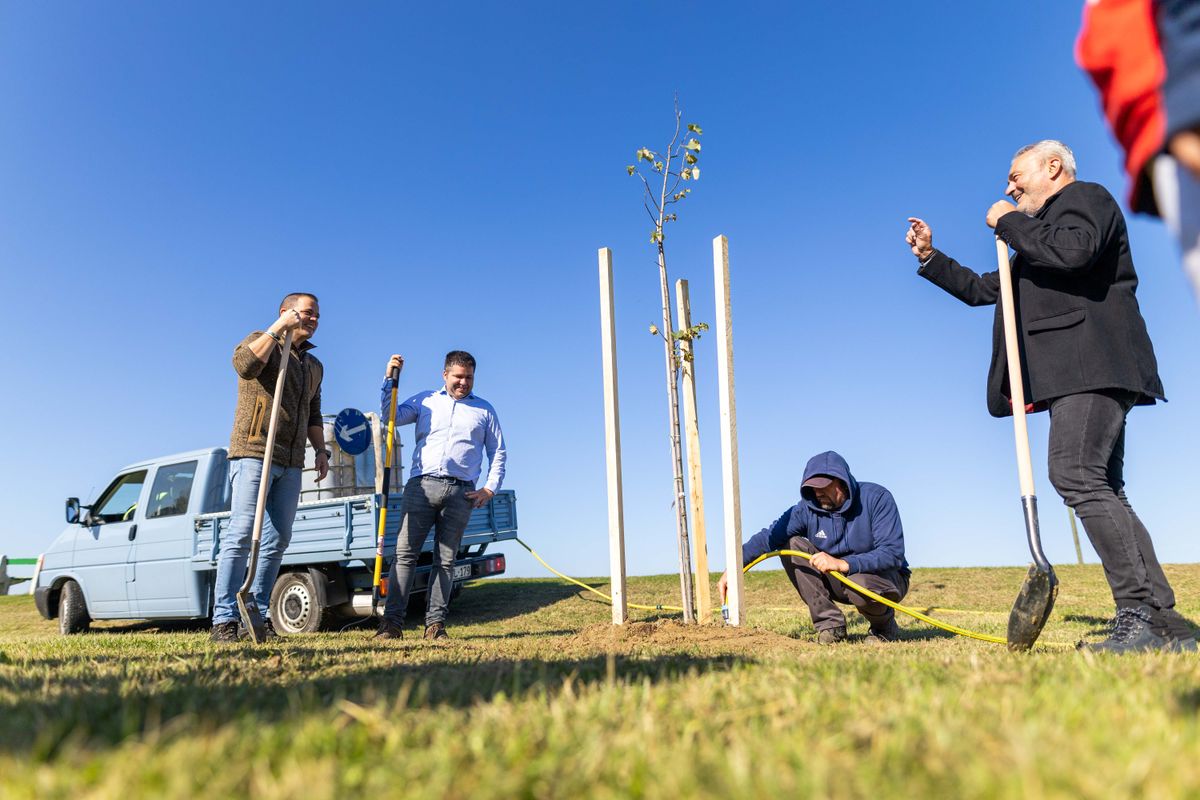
92, 470, 148, 524
146, 461, 197, 518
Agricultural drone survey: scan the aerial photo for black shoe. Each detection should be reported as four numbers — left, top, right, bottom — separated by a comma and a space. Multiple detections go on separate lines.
866, 619, 901, 643
374, 620, 404, 640
1164, 635, 1198, 653
816, 626, 846, 645
210, 621, 240, 643
423, 622, 449, 640
237, 618, 280, 641
1079, 607, 1166, 654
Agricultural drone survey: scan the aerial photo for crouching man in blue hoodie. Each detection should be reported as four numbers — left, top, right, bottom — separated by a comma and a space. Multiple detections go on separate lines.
717, 451, 912, 645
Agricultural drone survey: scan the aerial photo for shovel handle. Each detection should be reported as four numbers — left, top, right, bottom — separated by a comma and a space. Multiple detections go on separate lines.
995, 238, 1036, 499
239, 329, 294, 596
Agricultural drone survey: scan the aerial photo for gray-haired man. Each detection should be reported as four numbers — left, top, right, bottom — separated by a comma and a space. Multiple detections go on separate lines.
907, 140, 1195, 654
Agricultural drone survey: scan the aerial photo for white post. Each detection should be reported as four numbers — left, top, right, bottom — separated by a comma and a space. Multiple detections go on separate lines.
713, 235, 745, 625
598, 247, 628, 624
675, 279, 712, 624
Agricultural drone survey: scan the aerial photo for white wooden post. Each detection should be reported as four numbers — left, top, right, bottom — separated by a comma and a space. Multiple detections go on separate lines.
713, 235, 745, 625
598, 248, 628, 624
675, 279, 712, 624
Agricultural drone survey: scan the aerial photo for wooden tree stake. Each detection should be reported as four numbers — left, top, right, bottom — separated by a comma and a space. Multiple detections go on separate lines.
675, 278, 712, 623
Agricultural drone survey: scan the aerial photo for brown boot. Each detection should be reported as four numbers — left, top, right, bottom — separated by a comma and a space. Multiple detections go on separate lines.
816, 626, 846, 645
373, 620, 404, 640
423, 622, 448, 640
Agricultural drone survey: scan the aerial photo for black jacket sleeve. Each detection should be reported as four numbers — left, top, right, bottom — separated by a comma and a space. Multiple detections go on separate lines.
993, 184, 1115, 272
917, 250, 1000, 307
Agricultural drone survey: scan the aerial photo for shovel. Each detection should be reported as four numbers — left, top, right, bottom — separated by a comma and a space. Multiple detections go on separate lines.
995, 237, 1058, 651
371, 363, 401, 617
236, 328, 295, 644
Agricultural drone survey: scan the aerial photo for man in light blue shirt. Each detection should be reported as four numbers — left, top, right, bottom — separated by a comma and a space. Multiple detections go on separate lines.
374, 350, 506, 640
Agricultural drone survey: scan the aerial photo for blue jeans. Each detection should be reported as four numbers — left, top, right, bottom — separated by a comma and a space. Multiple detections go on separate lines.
383, 475, 473, 627
212, 458, 302, 625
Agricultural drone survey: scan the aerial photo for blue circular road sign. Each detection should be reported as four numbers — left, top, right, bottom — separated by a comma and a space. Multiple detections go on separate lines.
334, 408, 371, 456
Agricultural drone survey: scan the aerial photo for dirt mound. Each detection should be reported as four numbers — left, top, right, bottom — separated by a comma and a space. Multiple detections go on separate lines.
568, 619, 808, 656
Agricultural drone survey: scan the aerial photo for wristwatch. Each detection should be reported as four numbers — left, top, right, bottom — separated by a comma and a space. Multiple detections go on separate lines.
316, 448, 332, 460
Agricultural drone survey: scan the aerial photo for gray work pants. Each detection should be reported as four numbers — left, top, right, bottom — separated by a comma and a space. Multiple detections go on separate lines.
383, 475, 473, 627
780, 536, 909, 631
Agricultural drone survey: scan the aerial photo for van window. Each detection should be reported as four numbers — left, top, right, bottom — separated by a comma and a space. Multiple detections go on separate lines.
146, 461, 198, 519
92, 470, 149, 523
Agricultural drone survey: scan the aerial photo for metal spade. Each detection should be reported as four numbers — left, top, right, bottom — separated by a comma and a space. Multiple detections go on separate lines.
236, 328, 294, 644
994, 237, 1058, 651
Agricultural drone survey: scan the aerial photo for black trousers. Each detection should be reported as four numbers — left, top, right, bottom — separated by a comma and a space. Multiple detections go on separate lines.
1046, 391, 1188, 636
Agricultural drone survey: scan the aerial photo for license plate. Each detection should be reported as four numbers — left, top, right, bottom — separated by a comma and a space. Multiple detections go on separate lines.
452, 564, 472, 580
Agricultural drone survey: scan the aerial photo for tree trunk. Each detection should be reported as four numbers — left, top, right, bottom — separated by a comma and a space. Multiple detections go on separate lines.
657, 241, 695, 623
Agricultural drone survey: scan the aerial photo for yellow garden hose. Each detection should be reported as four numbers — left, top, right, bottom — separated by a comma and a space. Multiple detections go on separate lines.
744, 550, 1007, 645
516, 537, 1011, 644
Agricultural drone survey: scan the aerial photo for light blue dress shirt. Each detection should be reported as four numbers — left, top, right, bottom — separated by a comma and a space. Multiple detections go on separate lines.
380, 378, 507, 493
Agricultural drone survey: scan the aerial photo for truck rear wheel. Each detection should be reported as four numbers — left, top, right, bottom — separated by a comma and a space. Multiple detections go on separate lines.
58, 580, 91, 635
270, 571, 329, 635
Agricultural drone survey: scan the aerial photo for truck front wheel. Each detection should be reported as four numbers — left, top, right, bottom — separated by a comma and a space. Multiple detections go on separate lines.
270, 571, 329, 635
58, 580, 91, 635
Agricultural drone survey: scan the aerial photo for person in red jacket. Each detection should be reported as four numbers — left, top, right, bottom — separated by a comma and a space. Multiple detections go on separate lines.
1077, 0, 1200, 302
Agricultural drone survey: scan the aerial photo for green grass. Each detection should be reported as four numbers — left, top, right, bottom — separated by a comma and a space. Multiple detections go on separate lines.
2, 563, 1199, 799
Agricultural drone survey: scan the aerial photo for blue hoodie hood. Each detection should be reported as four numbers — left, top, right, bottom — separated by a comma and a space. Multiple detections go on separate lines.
800, 450, 858, 515
741, 450, 909, 577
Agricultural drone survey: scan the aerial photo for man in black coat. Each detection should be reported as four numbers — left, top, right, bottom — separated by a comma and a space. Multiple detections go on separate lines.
906, 139, 1195, 653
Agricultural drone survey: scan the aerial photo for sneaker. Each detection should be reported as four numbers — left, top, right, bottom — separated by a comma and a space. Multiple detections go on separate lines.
210, 621, 240, 643
816, 626, 846, 645
1079, 607, 1166, 654
423, 622, 449, 641
373, 620, 404, 640
866, 619, 902, 643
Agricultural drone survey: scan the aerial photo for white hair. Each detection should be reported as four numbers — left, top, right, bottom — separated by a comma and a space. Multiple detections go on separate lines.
1014, 140, 1077, 178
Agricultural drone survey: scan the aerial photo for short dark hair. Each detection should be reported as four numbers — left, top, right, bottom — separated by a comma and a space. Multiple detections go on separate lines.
444, 350, 476, 371
279, 292, 319, 312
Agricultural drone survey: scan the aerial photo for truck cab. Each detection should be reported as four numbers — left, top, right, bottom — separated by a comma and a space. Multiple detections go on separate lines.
38, 449, 229, 625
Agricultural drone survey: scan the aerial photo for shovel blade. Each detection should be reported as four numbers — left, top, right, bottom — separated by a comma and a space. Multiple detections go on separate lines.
236, 591, 267, 644
1006, 564, 1058, 652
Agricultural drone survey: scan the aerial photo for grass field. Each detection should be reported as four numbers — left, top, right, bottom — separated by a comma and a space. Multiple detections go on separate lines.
2, 562, 1200, 799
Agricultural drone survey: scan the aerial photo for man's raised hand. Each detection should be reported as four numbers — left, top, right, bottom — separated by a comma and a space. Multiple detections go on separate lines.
385, 354, 405, 380
986, 200, 1016, 229
906, 217, 934, 260
272, 308, 303, 335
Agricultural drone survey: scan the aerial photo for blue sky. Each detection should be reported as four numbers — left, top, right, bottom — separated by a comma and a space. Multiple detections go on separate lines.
2, 3, 1197, 589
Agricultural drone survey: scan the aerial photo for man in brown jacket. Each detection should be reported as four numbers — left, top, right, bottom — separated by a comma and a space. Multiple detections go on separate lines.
211, 293, 329, 642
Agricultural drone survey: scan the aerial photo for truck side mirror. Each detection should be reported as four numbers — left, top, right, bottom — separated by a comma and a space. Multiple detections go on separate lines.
65, 497, 81, 525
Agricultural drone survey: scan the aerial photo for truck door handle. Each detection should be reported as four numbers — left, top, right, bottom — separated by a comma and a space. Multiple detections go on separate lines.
128, 524, 138, 541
